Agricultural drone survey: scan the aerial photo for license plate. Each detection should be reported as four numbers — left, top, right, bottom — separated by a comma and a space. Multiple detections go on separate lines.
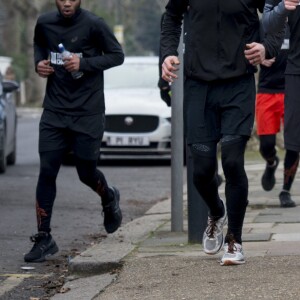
106, 136, 149, 146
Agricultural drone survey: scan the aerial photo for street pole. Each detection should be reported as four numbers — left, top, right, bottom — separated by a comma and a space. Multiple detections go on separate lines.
186, 145, 208, 243
181, 13, 208, 243
171, 27, 184, 232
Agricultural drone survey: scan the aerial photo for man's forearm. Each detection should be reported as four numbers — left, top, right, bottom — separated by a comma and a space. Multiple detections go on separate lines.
80, 52, 124, 72
263, 1, 288, 34
160, 12, 183, 62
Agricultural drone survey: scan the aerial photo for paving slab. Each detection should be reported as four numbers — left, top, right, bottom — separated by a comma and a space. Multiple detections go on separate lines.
51, 161, 300, 300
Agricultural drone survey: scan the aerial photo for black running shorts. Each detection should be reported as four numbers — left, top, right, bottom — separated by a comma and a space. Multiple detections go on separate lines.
284, 74, 300, 152
39, 109, 105, 160
184, 74, 256, 144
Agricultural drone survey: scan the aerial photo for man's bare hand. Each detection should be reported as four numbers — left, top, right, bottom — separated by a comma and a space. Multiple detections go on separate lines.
284, 0, 299, 10
63, 54, 81, 73
162, 56, 180, 83
261, 57, 276, 67
244, 43, 266, 66
36, 60, 54, 78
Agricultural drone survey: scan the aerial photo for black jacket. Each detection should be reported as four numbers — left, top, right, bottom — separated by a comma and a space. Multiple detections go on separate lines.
158, 13, 170, 91
263, 0, 300, 75
34, 8, 124, 115
160, 0, 284, 82
258, 26, 289, 93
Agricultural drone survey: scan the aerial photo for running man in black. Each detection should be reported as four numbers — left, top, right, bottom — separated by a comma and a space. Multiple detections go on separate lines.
158, 10, 224, 185
263, 0, 300, 208
160, 0, 283, 265
24, 0, 124, 263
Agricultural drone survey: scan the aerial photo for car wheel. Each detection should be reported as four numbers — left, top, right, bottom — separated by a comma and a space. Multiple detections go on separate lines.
0, 130, 7, 173
7, 134, 16, 165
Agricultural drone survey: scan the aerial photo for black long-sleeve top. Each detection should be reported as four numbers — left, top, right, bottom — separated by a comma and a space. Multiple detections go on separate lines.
258, 26, 289, 93
160, 0, 284, 82
34, 8, 124, 115
263, 0, 300, 75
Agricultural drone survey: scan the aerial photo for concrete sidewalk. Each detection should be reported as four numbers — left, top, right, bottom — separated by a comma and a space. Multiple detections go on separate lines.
51, 161, 300, 300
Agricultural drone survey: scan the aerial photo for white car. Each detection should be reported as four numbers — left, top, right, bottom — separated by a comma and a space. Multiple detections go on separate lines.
0, 73, 19, 173
101, 56, 171, 160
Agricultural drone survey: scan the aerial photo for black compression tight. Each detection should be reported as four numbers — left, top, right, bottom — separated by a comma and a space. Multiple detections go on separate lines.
259, 135, 277, 164
191, 136, 248, 244
283, 150, 299, 191
75, 157, 111, 201
259, 135, 299, 191
36, 150, 112, 233
221, 136, 248, 244
190, 142, 223, 218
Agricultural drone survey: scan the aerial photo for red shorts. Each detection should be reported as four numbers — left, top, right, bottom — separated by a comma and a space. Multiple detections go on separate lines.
255, 93, 284, 135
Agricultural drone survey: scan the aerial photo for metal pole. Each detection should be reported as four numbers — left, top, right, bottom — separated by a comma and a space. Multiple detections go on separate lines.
182, 13, 208, 243
186, 145, 208, 243
177, 14, 208, 243
171, 27, 184, 232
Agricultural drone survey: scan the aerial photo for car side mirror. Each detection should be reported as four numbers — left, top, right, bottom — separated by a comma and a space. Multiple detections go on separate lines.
3, 80, 19, 93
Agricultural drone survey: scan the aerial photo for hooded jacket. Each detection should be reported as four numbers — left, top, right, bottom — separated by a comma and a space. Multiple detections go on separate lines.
160, 0, 284, 82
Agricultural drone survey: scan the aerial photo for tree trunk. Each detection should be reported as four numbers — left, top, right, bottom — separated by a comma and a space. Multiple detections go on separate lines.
0, 0, 48, 105
25, 11, 46, 105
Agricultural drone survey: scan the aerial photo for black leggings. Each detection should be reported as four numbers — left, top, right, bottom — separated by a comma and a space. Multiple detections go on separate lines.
259, 135, 277, 164
190, 136, 249, 244
36, 150, 111, 233
259, 134, 299, 191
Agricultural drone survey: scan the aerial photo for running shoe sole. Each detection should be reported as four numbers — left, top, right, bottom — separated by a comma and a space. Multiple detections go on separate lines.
220, 259, 245, 266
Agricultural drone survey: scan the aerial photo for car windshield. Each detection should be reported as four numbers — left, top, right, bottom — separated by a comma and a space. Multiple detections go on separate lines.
105, 60, 159, 89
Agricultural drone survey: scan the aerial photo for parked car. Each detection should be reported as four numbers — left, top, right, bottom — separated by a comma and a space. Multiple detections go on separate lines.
101, 56, 172, 160
0, 73, 19, 173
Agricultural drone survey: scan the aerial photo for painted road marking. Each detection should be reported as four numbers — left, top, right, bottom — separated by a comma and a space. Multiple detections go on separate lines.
0, 276, 26, 297
0, 273, 50, 297
0, 274, 34, 278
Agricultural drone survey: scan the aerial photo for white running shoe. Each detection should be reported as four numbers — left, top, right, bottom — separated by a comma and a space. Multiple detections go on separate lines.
202, 199, 227, 255
220, 241, 245, 266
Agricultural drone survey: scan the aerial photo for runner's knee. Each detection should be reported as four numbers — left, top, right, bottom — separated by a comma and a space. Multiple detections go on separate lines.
190, 143, 217, 183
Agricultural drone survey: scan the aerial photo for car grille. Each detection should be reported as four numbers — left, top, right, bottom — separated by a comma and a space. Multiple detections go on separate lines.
105, 115, 159, 133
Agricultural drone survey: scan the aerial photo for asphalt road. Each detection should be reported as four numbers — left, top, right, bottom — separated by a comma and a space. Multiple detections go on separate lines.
0, 112, 182, 299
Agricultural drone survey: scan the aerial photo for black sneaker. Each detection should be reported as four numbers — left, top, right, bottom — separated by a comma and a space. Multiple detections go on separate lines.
103, 186, 122, 234
24, 232, 59, 263
261, 156, 279, 191
279, 191, 296, 208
